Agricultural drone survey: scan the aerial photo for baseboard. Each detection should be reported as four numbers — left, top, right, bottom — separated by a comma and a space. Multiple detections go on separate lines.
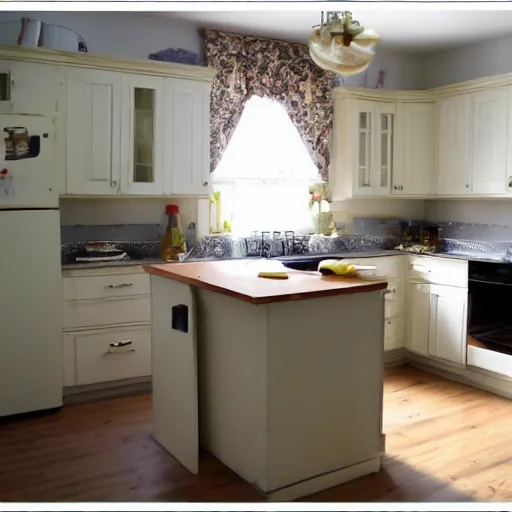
261, 457, 381, 502
407, 352, 512, 400
384, 348, 407, 368
63, 377, 152, 405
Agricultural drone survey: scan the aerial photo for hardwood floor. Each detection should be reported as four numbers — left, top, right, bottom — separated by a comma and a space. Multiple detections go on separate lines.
1, 364, 512, 502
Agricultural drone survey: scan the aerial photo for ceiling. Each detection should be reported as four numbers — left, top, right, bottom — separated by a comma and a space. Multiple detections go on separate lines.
164, 8, 512, 53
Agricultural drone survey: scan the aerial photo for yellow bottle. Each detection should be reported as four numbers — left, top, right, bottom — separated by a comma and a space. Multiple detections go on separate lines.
160, 204, 186, 262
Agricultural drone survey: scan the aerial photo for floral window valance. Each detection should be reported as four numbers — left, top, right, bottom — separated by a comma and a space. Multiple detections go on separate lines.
203, 29, 334, 181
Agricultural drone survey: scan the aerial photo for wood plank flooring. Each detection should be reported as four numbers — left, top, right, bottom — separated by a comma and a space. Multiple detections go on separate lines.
1, 365, 512, 502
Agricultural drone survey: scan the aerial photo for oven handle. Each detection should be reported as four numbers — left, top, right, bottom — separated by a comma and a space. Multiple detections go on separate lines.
469, 278, 512, 286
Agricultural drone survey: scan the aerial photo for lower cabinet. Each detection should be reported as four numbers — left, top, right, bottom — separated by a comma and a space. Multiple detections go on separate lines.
63, 326, 151, 387
406, 282, 430, 357
405, 257, 468, 366
428, 284, 468, 366
62, 266, 152, 391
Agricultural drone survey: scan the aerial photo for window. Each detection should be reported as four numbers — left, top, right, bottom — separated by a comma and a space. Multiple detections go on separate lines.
212, 95, 322, 236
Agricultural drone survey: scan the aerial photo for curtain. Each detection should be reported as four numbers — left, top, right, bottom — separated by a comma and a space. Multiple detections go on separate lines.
203, 29, 334, 181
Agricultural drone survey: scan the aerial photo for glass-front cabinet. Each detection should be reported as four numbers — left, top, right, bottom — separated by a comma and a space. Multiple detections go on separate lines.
121, 74, 165, 195
354, 101, 395, 196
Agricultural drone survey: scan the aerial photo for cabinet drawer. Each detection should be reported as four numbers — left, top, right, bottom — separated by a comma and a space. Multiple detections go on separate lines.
408, 256, 467, 287
344, 256, 404, 278
63, 297, 151, 330
63, 273, 150, 301
72, 327, 151, 386
384, 317, 405, 350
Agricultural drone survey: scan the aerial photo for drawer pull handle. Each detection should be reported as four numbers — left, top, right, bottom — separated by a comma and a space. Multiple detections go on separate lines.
106, 339, 135, 354
411, 264, 430, 272
106, 283, 133, 289
383, 287, 396, 295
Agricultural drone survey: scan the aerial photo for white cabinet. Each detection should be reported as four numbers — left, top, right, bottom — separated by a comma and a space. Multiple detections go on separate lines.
406, 257, 468, 366
437, 95, 471, 195
330, 98, 396, 199
66, 68, 122, 195
393, 103, 435, 196
470, 87, 509, 195
62, 267, 152, 390
437, 89, 509, 197
406, 283, 430, 356
165, 78, 211, 195
428, 284, 467, 366
120, 74, 165, 196
354, 102, 395, 196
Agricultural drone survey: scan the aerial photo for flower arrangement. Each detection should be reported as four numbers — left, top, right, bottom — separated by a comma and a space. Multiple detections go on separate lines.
309, 182, 332, 235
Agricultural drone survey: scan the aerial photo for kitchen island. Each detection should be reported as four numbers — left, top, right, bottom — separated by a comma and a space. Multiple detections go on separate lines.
144, 259, 388, 501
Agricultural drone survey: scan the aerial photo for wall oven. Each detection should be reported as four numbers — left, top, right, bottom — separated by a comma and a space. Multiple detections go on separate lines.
467, 260, 512, 378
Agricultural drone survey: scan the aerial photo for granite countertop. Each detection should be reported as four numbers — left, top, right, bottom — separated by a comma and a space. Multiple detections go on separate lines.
61, 248, 512, 271
62, 257, 165, 270
143, 259, 388, 305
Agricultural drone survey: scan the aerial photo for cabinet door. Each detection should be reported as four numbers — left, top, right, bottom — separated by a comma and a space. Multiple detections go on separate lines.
120, 74, 165, 196
406, 283, 430, 357
394, 103, 434, 196
374, 103, 395, 196
354, 101, 375, 196
66, 69, 121, 195
429, 285, 467, 366
437, 95, 471, 195
164, 78, 211, 196
470, 87, 508, 195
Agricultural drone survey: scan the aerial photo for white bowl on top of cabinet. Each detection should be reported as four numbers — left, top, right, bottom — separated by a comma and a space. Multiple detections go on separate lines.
62, 265, 152, 393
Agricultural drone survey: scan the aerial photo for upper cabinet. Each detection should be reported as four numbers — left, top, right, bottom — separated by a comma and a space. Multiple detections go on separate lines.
436, 95, 471, 196
66, 68, 122, 195
120, 74, 165, 196
0, 45, 216, 198
165, 79, 211, 195
348, 101, 395, 197
393, 103, 435, 196
330, 91, 435, 200
436, 88, 510, 197
469, 87, 509, 195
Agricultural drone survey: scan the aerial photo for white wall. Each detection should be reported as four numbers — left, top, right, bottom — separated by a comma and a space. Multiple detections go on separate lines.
345, 49, 425, 90
331, 199, 425, 233
0, 12, 202, 59
423, 34, 512, 89
425, 200, 512, 227
59, 198, 199, 230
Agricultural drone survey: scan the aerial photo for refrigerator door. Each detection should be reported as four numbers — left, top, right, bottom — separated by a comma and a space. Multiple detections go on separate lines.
0, 209, 63, 416
0, 114, 57, 209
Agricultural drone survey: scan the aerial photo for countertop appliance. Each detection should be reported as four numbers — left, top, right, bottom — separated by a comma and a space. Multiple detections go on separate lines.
0, 114, 63, 417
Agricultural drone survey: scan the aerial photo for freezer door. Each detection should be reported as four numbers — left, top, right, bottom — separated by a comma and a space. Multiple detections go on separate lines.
0, 114, 57, 209
0, 209, 63, 416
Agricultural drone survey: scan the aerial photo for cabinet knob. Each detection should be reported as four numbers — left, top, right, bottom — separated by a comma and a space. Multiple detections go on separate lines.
465, 184, 470, 188
111, 181, 117, 187
203, 181, 208, 186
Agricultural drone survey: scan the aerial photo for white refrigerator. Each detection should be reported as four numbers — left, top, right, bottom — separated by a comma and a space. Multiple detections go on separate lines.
0, 114, 63, 417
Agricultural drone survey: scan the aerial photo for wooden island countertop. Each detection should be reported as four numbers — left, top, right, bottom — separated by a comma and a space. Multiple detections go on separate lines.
144, 259, 387, 305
